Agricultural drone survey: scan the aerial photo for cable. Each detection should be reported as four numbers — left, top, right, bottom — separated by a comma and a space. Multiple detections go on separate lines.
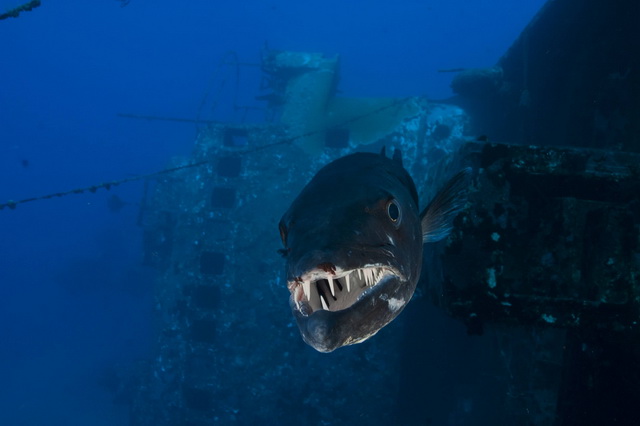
0, 0, 41, 20
1, 96, 414, 211
0, 161, 208, 211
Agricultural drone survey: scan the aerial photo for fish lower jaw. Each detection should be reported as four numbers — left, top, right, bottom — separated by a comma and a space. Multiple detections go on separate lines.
290, 265, 400, 316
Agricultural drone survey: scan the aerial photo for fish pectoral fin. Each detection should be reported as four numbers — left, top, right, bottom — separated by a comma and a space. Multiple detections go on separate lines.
420, 167, 471, 243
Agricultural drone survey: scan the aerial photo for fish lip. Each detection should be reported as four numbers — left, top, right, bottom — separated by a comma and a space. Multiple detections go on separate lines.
287, 264, 404, 317
290, 273, 410, 353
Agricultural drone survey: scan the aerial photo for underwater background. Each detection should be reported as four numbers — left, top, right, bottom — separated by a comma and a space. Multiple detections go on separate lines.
0, 1, 560, 425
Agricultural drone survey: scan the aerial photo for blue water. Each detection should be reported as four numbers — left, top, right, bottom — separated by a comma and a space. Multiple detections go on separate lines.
0, 1, 545, 424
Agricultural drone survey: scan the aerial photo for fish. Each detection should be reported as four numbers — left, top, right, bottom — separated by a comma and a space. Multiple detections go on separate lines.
278, 148, 470, 352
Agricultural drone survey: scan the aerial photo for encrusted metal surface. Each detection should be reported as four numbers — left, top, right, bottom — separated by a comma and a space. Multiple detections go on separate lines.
436, 142, 640, 332
132, 98, 468, 425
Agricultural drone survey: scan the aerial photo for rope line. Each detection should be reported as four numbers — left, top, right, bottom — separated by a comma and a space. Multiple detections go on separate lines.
1, 97, 414, 211
0, 0, 41, 20
0, 161, 208, 211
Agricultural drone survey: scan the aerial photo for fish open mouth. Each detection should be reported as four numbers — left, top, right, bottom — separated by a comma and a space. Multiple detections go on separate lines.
288, 265, 401, 316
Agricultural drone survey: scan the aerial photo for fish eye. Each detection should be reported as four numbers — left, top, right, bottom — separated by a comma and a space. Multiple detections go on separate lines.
386, 199, 402, 226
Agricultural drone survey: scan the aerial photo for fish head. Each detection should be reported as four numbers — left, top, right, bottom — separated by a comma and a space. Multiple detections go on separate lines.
279, 152, 423, 352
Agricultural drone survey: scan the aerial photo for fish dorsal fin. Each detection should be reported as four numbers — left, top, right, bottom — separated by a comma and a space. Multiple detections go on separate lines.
392, 149, 403, 166
420, 168, 471, 243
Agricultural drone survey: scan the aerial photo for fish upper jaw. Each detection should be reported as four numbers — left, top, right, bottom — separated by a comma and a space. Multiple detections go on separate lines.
287, 264, 404, 316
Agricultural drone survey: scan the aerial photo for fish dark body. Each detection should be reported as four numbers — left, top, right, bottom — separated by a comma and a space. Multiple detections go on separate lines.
279, 150, 468, 352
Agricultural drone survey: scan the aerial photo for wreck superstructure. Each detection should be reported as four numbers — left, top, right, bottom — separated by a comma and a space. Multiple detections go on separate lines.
132, 0, 640, 424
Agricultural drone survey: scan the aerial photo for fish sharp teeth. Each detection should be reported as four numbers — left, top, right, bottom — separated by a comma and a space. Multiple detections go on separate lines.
358, 269, 363, 280
303, 281, 311, 300
320, 295, 329, 310
327, 277, 336, 297
345, 274, 351, 292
